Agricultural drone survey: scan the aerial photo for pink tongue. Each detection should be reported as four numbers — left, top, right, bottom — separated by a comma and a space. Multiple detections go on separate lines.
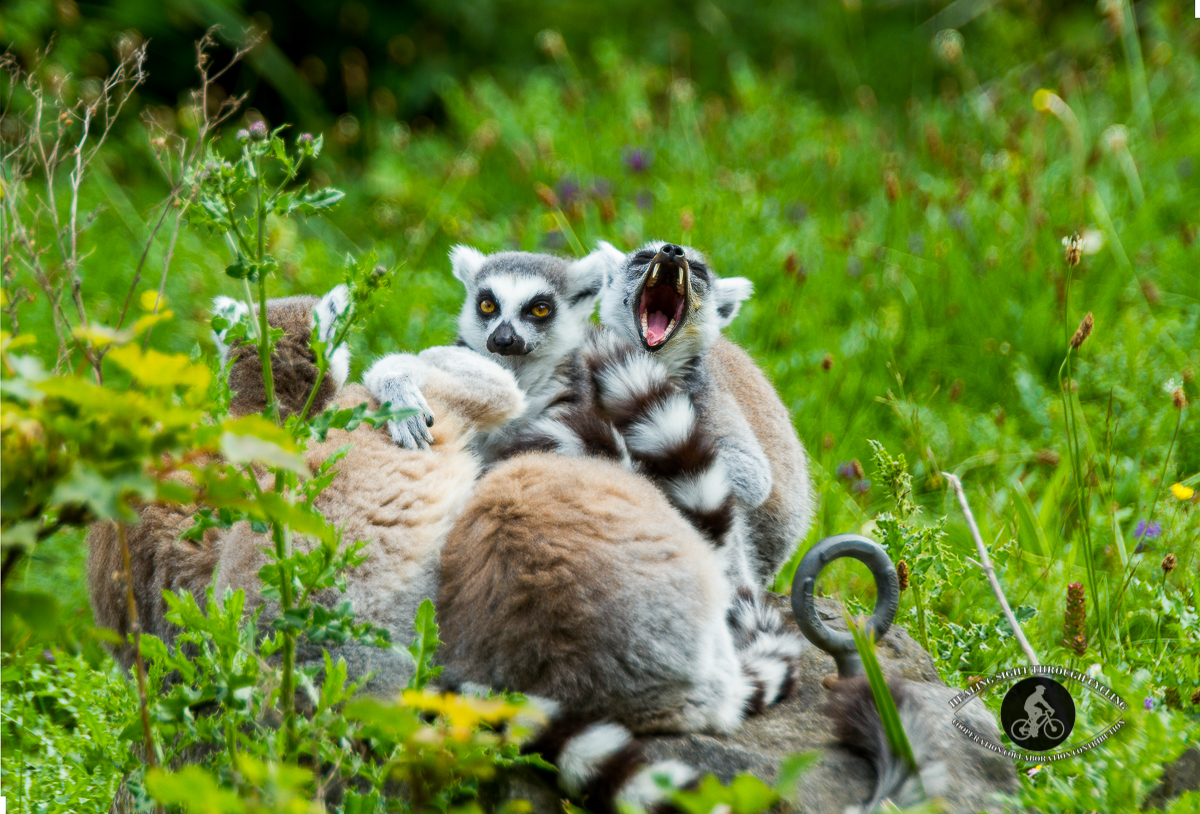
646, 311, 669, 345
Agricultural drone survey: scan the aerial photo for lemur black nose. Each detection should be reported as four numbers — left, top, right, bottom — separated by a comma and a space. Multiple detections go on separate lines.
491, 323, 515, 348
487, 321, 528, 355
660, 244, 684, 259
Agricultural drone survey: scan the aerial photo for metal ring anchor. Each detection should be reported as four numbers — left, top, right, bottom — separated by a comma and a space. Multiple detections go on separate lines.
790, 534, 900, 678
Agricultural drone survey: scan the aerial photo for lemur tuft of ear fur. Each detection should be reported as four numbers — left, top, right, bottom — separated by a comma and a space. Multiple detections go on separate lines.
449, 245, 488, 284
314, 284, 351, 387
211, 295, 251, 363
714, 276, 753, 328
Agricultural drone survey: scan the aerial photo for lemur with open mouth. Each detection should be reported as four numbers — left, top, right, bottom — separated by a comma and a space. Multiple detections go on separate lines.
593, 240, 814, 585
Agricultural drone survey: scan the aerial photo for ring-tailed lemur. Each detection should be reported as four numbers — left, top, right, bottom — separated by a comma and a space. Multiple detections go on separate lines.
365, 247, 609, 463
89, 286, 808, 813
590, 240, 814, 585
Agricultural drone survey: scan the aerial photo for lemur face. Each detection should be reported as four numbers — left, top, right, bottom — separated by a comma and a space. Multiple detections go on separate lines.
449, 246, 605, 370
596, 240, 753, 368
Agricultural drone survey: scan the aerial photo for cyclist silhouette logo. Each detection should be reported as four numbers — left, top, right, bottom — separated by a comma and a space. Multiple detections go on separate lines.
1000, 676, 1075, 751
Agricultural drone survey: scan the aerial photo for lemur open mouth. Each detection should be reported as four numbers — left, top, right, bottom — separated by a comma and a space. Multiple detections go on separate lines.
636, 251, 689, 350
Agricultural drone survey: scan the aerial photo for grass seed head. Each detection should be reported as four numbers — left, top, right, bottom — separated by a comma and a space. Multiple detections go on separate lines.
1063, 581, 1087, 657
1069, 312, 1093, 349
1162, 553, 1177, 575
1063, 233, 1082, 267
1172, 388, 1187, 410
897, 560, 909, 591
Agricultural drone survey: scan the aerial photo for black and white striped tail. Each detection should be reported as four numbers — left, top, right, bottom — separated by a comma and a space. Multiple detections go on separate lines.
519, 697, 698, 814
586, 341, 736, 547
728, 588, 804, 715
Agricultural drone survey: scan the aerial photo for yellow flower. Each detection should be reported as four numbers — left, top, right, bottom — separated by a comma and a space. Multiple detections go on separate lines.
1171, 483, 1195, 500
139, 289, 167, 311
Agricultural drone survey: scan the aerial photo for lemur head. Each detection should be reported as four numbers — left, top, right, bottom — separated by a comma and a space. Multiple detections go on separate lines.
212, 285, 351, 418
448, 246, 607, 376
595, 240, 753, 371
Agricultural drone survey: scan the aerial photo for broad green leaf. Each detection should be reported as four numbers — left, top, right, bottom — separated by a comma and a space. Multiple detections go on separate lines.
220, 432, 310, 477
406, 598, 443, 690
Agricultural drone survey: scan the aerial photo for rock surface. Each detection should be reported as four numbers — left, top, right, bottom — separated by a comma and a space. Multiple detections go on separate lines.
496, 595, 1021, 814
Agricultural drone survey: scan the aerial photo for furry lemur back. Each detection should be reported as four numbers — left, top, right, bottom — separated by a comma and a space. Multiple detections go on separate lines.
88, 287, 525, 693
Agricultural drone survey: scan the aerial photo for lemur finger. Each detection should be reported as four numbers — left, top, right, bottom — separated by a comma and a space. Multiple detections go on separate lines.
389, 418, 425, 451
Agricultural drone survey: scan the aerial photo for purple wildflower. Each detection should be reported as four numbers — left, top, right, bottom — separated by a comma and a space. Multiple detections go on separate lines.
591, 176, 612, 199
236, 128, 250, 142
787, 202, 808, 223
853, 478, 872, 494
556, 175, 581, 207
297, 132, 314, 145
635, 189, 654, 212
623, 147, 651, 173
41, 649, 56, 664
836, 461, 856, 479
1144, 697, 1154, 711
542, 230, 566, 250
1134, 520, 1161, 540
248, 120, 268, 141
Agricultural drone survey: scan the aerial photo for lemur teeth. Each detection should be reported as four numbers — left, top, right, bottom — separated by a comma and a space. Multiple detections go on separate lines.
641, 311, 649, 336
676, 267, 684, 291
666, 318, 676, 335
647, 262, 660, 286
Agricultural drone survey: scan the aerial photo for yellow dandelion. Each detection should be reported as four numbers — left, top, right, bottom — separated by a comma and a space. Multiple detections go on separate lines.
1170, 483, 1195, 500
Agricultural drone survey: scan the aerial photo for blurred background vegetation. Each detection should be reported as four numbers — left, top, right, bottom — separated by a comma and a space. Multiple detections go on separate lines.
2, 0, 1199, 808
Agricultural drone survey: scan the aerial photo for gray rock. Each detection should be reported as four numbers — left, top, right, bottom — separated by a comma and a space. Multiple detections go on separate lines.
1145, 747, 1200, 810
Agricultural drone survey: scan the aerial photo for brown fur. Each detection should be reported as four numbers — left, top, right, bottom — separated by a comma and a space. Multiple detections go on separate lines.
88, 294, 524, 678
438, 452, 738, 733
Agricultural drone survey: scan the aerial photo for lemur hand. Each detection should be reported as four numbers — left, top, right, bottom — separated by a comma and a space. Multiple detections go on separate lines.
364, 354, 435, 450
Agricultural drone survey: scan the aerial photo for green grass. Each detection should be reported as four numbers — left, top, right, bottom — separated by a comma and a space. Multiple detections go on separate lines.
4, 1, 1200, 810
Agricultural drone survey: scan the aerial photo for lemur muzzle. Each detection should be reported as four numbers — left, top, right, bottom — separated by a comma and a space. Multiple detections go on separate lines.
635, 244, 691, 350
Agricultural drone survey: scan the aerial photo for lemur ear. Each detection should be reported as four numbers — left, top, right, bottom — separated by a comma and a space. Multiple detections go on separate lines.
211, 295, 251, 362
713, 276, 753, 328
313, 284, 352, 386
314, 284, 350, 342
449, 245, 487, 286
566, 240, 624, 307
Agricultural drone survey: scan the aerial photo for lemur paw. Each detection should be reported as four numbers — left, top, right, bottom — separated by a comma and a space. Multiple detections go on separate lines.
364, 356, 435, 450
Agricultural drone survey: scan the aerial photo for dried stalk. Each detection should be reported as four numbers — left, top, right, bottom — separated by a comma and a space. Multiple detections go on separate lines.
942, 472, 1041, 666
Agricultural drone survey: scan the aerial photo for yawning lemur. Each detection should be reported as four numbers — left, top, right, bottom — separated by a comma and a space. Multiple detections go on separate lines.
592, 240, 814, 584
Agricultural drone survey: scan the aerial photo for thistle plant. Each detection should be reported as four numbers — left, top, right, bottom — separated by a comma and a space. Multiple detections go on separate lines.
868, 440, 953, 656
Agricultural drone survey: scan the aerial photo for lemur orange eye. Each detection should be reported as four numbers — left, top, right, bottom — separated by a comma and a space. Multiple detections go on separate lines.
531, 303, 550, 318
479, 299, 496, 314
